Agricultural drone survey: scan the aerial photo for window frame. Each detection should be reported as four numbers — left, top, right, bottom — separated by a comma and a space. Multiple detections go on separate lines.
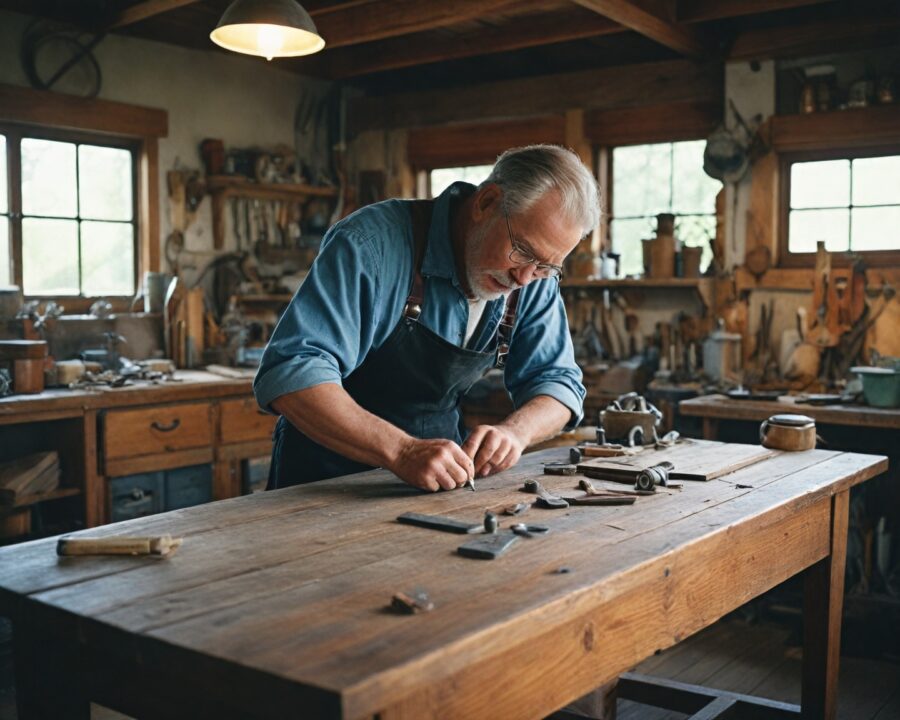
602, 137, 720, 276
2, 121, 141, 302
0, 82, 166, 314
778, 143, 900, 268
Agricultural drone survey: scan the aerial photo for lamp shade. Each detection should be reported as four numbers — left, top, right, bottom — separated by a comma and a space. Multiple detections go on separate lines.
210, 0, 325, 61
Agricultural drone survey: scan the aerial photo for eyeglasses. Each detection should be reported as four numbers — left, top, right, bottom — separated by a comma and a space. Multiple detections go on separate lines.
503, 210, 564, 279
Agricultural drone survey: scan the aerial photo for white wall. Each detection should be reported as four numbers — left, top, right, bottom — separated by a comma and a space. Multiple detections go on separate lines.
723, 60, 775, 270
0, 9, 329, 274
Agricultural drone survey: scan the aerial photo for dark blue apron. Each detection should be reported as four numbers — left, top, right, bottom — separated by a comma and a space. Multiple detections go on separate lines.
268, 200, 520, 488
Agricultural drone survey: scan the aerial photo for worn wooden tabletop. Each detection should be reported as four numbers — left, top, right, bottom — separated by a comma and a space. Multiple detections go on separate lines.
0, 440, 887, 720
680, 394, 900, 430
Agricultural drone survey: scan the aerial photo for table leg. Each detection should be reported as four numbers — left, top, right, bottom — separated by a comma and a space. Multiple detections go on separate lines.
701, 417, 719, 440
13, 606, 90, 720
801, 489, 849, 720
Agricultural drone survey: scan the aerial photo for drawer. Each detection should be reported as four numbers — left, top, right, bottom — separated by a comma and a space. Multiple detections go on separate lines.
103, 402, 213, 461
164, 464, 212, 510
109, 472, 164, 522
219, 398, 277, 445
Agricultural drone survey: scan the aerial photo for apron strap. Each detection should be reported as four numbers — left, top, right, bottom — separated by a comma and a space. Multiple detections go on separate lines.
404, 200, 434, 320
496, 288, 521, 368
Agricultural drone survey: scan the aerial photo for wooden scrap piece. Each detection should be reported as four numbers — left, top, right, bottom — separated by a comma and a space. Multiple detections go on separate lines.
390, 590, 434, 614
0, 452, 61, 505
57, 535, 183, 558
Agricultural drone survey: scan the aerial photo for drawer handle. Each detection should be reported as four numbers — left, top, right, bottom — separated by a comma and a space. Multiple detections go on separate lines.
151, 419, 181, 432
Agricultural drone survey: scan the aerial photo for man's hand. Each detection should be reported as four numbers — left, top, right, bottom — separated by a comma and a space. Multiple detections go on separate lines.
462, 424, 526, 478
389, 438, 475, 492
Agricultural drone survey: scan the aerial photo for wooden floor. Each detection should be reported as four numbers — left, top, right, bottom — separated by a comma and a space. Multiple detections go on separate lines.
1, 615, 898, 719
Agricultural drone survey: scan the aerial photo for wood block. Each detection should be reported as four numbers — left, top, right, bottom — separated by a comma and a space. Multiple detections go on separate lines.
0, 452, 60, 504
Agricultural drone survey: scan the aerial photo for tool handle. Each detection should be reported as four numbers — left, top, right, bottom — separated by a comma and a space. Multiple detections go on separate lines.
57, 535, 182, 557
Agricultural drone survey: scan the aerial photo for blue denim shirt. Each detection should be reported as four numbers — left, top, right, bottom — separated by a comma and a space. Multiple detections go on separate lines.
254, 182, 585, 429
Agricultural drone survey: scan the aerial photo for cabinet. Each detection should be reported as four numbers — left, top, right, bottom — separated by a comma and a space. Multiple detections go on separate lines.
0, 371, 274, 532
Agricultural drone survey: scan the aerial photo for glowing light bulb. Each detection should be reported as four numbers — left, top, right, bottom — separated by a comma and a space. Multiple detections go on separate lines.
256, 24, 285, 61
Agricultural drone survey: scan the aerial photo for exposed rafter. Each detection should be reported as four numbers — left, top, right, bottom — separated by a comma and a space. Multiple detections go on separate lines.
311, 11, 622, 79
106, 0, 201, 29
569, 0, 708, 57
676, 0, 838, 23
729, 12, 900, 61
311, 0, 521, 49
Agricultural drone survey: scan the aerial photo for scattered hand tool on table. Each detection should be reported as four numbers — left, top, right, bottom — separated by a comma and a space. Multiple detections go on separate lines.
510, 523, 550, 538
500, 502, 530, 516
464, 476, 476, 492
522, 478, 569, 508
483, 510, 499, 534
397, 512, 482, 534
543, 461, 577, 476
57, 535, 183, 558
457, 532, 519, 559
390, 590, 434, 614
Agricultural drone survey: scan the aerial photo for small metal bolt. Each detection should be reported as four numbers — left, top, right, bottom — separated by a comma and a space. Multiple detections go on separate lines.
483, 511, 498, 534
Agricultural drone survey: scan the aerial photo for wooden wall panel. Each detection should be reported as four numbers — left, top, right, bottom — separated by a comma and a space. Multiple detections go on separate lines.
585, 100, 721, 146
407, 116, 566, 169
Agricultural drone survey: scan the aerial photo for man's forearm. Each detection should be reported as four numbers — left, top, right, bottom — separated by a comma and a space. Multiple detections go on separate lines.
497, 395, 574, 448
271, 383, 410, 469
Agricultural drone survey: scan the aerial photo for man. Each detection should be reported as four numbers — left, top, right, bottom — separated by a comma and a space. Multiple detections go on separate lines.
255, 144, 600, 491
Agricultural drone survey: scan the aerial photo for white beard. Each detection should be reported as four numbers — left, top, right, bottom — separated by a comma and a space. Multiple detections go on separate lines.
464, 222, 523, 301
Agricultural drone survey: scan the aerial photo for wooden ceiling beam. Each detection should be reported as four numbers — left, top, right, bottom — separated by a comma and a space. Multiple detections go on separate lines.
106, 0, 202, 29
312, 0, 521, 49
569, 0, 708, 57
311, 12, 622, 79
675, 0, 837, 23
349, 58, 722, 133
729, 13, 900, 61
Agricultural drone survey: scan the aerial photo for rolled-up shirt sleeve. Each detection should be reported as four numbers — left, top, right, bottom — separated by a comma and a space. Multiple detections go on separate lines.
253, 226, 383, 412
503, 280, 586, 430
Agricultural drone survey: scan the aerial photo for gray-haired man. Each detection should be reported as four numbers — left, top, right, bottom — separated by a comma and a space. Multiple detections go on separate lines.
255, 144, 600, 491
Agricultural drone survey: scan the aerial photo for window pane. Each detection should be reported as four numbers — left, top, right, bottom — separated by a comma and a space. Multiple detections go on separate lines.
676, 215, 715, 273
81, 221, 135, 295
672, 140, 721, 214
22, 218, 79, 294
430, 165, 492, 198
851, 207, 900, 251
611, 217, 655, 277
79, 145, 133, 221
22, 139, 77, 217
0, 216, 8, 285
612, 143, 671, 218
852, 156, 900, 207
788, 209, 849, 253
790, 160, 849, 209
0, 135, 7, 214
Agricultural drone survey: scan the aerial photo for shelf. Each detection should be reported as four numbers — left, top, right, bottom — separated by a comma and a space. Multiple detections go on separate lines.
561, 277, 714, 308
10, 486, 81, 509
205, 175, 339, 250
205, 175, 338, 202
769, 104, 900, 153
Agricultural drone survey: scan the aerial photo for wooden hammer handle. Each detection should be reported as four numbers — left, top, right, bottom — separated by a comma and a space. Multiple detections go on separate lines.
57, 535, 182, 557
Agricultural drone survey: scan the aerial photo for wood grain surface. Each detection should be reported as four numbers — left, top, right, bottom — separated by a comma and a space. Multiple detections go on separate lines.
0, 441, 886, 720
679, 394, 900, 430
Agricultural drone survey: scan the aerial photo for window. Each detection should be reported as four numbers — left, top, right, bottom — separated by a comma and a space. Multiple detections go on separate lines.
785, 152, 900, 256
609, 140, 721, 277
1, 128, 137, 297
429, 165, 493, 198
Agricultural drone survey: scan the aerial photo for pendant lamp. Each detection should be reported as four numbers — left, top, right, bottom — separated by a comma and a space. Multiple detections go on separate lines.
210, 0, 325, 61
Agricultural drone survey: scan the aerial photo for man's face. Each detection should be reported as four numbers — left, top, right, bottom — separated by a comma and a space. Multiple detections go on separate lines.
464, 188, 583, 301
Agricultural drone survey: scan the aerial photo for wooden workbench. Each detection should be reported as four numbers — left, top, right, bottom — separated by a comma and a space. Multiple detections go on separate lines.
679, 394, 900, 440
0, 370, 269, 527
0, 441, 886, 719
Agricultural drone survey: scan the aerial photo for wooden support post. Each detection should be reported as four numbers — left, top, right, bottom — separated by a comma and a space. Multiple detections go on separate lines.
801, 489, 850, 720
702, 417, 719, 440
